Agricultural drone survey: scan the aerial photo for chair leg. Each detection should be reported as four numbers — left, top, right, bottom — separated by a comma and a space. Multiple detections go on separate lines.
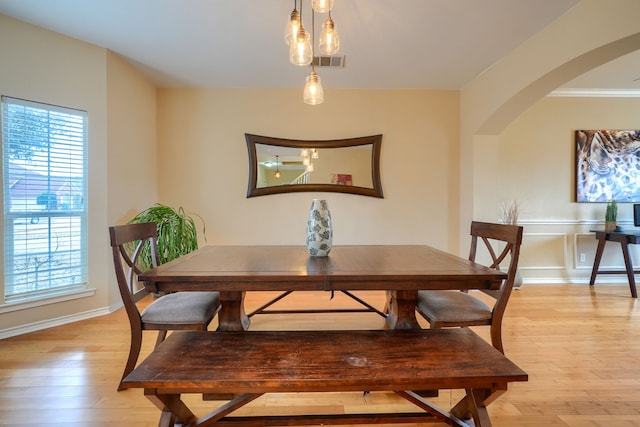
154, 330, 168, 348
383, 291, 392, 314
490, 323, 504, 354
118, 329, 143, 391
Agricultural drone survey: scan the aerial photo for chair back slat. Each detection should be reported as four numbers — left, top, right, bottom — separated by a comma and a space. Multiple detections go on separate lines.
468, 221, 523, 312
109, 222, 159, 323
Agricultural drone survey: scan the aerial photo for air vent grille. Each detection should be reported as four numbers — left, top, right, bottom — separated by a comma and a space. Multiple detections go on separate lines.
312, 55, 345, 68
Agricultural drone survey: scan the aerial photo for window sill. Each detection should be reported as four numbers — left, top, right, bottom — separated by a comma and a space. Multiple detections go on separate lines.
0, 288, 96, 314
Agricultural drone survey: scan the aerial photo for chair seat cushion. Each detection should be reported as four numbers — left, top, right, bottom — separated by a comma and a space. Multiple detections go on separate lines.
416, 290, 492, 323
141, 291, 220, 325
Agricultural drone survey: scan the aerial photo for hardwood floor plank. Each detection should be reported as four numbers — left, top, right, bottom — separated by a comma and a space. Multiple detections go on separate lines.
2, 284, 640, 426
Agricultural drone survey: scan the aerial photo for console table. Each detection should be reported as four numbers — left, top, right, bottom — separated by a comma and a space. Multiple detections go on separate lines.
589, 230, 640, 298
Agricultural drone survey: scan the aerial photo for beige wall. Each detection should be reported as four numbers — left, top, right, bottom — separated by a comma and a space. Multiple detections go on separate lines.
156, 89, 459, 248
489, 96, 640, 283
106, 51, 158, 307
2, 0, 640, 335
0, 15, 156, 334
0, 14, 109, 331
460, 0, 640, 251
459, 0, 640, 283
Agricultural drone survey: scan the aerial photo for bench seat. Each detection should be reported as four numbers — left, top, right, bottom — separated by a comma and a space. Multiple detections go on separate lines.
123, 328, 527, 427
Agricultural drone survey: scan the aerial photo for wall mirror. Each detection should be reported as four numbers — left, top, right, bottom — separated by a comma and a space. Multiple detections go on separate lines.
246, 133, 383, 198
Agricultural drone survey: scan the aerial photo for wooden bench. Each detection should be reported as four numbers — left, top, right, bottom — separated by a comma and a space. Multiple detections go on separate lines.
122, 328, 527, 427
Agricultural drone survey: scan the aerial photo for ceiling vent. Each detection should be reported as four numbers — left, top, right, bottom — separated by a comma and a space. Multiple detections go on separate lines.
312, 55, 345, 68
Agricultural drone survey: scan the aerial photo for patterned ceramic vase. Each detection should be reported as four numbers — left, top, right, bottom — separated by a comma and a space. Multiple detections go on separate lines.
306, 199, 333, 256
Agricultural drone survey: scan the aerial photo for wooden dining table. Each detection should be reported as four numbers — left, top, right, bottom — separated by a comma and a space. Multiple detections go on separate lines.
139, 245, 507, 331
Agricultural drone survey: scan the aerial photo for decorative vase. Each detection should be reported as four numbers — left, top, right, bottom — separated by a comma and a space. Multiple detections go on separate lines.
306, 199, 332, 257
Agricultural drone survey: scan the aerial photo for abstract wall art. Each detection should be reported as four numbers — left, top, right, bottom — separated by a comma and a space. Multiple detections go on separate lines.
576, 129, 640, 202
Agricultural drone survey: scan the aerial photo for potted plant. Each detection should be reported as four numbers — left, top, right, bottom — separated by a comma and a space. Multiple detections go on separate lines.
605, 200, 617, 231
128, 203, 206, 270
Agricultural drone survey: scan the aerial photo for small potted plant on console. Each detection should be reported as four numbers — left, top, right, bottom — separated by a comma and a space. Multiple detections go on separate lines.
605, 200, 618, 231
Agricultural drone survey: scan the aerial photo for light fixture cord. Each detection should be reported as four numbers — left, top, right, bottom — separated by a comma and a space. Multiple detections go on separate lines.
311, 7, 316, 71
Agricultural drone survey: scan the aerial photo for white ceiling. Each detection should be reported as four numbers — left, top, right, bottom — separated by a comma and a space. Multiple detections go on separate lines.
0, 0, 638, 91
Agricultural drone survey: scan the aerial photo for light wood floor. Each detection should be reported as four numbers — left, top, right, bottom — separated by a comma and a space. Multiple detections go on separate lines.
2, 284, 640, 426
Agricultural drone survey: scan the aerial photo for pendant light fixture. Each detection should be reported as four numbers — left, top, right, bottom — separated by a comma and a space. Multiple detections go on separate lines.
274, 155, 281, 179
289, 0, 312, 66
319, 11, 340, 55
312, 0, 334, 13
304, 71, 324, 105
284, 0, 300, 46
285, 0, 340, 105
303, 8, 324, 105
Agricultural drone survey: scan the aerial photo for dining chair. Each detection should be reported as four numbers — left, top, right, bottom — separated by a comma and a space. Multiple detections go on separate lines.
415, 221, 523, 353
109, 222, 221, 391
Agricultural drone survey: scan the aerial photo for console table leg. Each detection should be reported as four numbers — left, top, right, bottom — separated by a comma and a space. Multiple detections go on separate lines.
590, 236, 606, 286
620, 242, 638, 298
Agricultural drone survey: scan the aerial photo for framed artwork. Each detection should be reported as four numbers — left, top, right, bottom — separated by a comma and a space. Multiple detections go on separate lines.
576, 130, 640, 202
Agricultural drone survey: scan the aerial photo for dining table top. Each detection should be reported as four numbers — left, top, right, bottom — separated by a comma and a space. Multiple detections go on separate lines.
139, 244, 507, 292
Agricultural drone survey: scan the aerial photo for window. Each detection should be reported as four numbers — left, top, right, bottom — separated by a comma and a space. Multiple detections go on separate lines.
2, 96, 87, 303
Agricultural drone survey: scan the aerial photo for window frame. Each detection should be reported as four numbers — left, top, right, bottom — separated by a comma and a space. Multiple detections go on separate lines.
1, 96, 89, 305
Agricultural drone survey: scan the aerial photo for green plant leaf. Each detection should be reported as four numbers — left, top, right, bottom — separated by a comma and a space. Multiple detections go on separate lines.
127, 203, 206, 269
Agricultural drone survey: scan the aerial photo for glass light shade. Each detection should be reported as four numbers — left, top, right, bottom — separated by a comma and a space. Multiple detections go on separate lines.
319, 16, 340, 55
284, 9, 301, 45
303, 71, 324, 105
289, 27, 312, 66
312, 0, 334, 13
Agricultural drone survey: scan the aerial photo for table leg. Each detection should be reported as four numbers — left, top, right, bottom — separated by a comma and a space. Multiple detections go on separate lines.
217, 291, 250, 331
590, 235, 607, 286
385, 290, 420, 330
620, 241, 639, 298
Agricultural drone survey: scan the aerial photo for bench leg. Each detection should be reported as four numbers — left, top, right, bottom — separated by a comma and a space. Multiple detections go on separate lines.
197, 393, 263, 425
450, 387, 507, 427
146, 392, 264, 427
396, 390, 470, 426
465, 388, 492, 427
154, 394, 197, 426
158, 410, 176, 427
144, 389, 187, 427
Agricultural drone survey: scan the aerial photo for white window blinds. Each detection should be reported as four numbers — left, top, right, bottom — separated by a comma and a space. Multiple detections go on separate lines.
2, 96, 88, 302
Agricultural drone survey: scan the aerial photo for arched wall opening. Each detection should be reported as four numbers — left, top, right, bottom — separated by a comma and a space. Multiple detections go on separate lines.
457, 1, 640, 281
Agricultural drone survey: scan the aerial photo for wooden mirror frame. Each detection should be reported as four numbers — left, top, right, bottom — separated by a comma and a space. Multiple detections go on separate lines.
246, 133, 383, 198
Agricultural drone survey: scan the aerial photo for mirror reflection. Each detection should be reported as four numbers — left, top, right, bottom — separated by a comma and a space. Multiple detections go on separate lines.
246, 134, 383, 198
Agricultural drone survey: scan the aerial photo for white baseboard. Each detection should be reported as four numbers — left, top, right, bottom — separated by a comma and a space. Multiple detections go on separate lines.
0, 301, 123, 339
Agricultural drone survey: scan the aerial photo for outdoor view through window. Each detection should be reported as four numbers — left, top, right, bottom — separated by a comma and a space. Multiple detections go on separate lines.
2, 96, 87, 303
